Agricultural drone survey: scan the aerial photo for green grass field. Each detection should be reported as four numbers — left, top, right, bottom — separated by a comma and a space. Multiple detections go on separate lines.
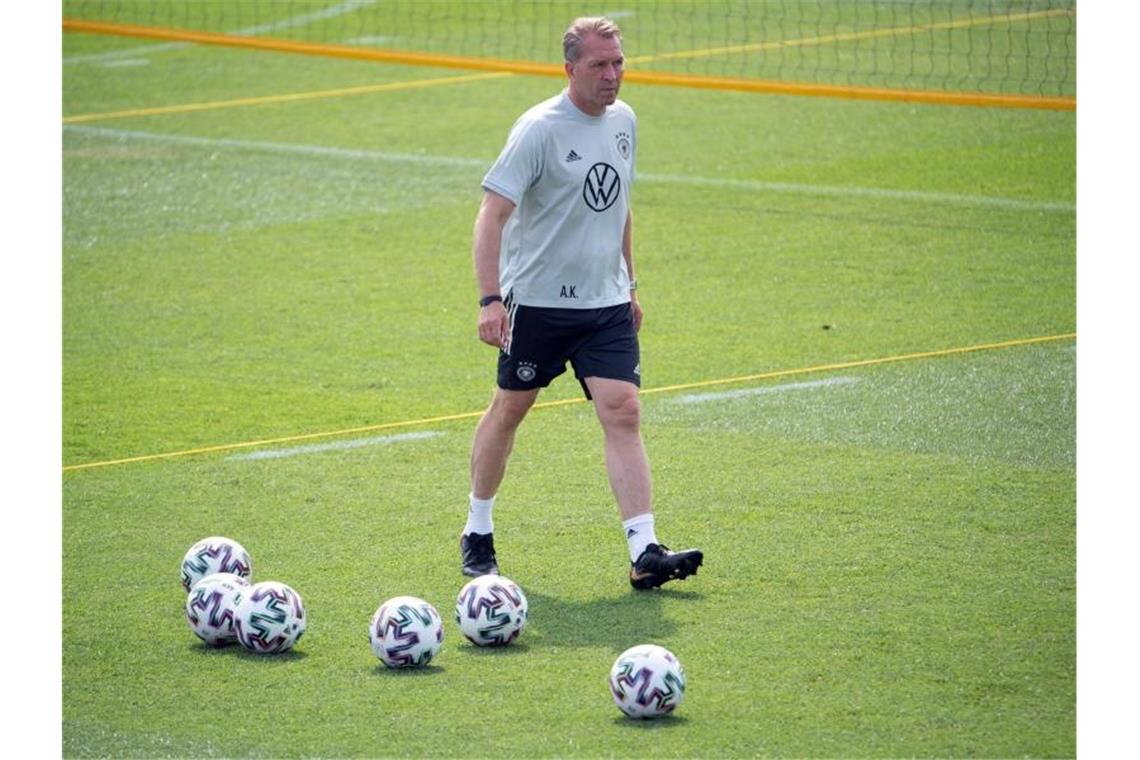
62, 7, 1075, 758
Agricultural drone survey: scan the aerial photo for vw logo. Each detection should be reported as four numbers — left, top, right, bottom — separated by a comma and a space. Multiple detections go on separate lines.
582, 162, 621, 212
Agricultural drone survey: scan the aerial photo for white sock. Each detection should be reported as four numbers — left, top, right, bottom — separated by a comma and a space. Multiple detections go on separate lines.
622, 513, 657, 563
464, 493, 495, 535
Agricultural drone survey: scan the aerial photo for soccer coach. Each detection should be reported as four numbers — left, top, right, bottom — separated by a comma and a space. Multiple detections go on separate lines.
460, 17, 703, 590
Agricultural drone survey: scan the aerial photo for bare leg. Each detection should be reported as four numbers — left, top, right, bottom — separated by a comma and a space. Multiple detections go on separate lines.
584, 377, 651, 521
470, 387, 540, 500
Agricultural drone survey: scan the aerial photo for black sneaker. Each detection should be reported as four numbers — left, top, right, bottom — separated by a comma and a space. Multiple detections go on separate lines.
629, 543, 703, 590
460, 532, 499, 577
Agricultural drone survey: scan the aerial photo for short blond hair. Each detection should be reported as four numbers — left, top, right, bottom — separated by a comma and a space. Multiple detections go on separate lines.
563, 17, 622, 62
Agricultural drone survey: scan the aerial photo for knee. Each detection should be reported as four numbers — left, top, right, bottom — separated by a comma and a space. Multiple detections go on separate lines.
597, 392, 642, 432
487, 391, 535, 429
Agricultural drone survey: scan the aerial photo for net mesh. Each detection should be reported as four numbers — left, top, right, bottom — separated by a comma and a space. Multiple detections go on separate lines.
63, 1, 1076, 97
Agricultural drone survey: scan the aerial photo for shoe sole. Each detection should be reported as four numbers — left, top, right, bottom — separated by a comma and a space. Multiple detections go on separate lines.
629, 550, 703, 590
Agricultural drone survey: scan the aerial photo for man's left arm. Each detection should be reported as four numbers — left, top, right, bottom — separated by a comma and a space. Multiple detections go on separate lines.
623, 208, 642, 332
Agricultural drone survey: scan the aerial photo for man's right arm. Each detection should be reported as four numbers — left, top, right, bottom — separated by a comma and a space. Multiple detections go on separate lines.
473, 189, 517, 348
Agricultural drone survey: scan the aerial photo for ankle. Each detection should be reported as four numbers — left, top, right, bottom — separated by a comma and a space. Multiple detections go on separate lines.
622, 513, 657, 563
464, 493, 496, 535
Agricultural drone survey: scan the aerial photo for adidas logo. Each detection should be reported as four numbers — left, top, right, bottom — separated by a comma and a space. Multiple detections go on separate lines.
565, 149, 582, 162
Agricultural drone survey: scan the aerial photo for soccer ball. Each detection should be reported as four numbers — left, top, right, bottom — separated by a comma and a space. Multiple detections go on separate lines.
608, 644, 686, 719
185, 572, 250, 646
180, 536, 252, 592
369, 596, 444, 668
233, 581, 306, 654
455, 574, 528, 647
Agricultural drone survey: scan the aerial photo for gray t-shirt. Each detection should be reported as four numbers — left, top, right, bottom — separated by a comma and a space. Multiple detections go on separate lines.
482, 89, 636, 309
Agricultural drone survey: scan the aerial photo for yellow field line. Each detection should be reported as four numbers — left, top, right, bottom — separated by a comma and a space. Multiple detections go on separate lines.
61, 333, 1076, 474
627, 7, 1074, 63
63, 72, 512, 123
61, 409, 490, 473
642, 332, 1075, 396
64, 17, 1075, 111
621, 70, 1074, 110
64, 18, 566, 76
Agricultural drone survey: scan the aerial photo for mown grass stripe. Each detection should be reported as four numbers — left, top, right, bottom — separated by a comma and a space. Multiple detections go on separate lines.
673, 377, 860, 404
227, 431, 443, 461
63, 124, 488, 168
63, 125, 1072, 213
61, 333, 1075, 473
62, 72, 512, 123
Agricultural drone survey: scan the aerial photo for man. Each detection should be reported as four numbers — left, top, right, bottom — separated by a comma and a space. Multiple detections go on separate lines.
461, 17, 703, 590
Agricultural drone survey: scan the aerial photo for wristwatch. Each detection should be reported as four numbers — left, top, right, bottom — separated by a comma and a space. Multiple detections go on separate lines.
479, 294, 503, 307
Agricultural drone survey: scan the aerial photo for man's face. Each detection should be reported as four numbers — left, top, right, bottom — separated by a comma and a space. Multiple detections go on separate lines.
566, 32, 624, 115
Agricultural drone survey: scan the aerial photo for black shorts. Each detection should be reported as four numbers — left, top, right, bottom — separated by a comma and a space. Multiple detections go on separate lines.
497, 300, 641, 399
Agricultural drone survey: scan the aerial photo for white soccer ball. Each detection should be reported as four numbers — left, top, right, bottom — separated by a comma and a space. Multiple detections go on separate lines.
180, 536, 252, 593
233, 581, 307, 654
608, 644, 686, 719
185, 572, 250, 646
455, 574, 528, 647
369, 596, 444, 668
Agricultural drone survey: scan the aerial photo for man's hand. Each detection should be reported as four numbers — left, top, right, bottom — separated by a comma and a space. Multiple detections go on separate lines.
630, 298, 643, 332
478, 301, 510, 348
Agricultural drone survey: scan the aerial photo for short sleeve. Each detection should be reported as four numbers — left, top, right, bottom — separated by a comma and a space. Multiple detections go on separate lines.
481, 117, 545, 206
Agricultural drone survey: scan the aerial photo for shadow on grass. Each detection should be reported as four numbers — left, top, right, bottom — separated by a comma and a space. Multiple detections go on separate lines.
232, 646, 309, 662
185, 641, 309, 662
611, 714, 691, 729
371, 663, 447, 677
451, 640, 534, 657
525, 588, 703, 651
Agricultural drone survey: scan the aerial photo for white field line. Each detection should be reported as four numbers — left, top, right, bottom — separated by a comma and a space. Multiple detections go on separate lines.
63, 125, 488, 169
63, 126, 1073, 213
673, 376, 860, 404
231, 0, 380, 37
99, 59, 152, 68
638, 172, 1075, 213
65, 0, 379, 65
228, 431, 442, 461
345, 36, 396, 45
64, 41, 189, 65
